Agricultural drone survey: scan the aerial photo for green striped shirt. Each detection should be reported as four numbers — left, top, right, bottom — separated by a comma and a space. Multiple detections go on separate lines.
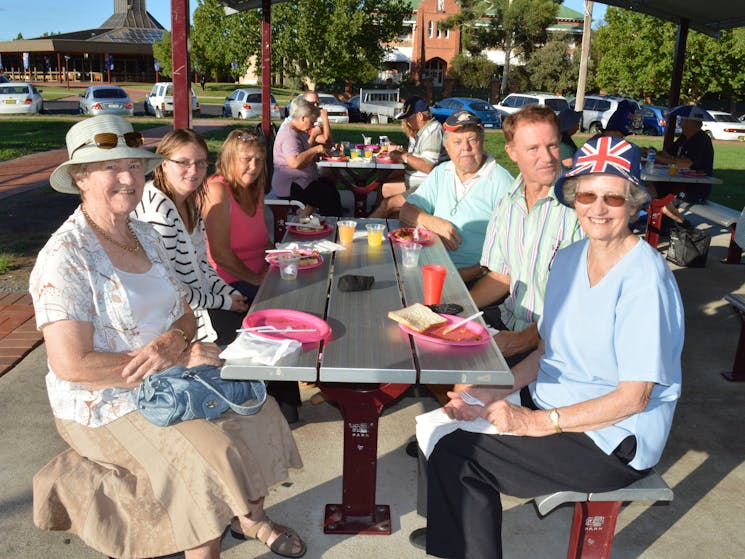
481, 175, 584, 331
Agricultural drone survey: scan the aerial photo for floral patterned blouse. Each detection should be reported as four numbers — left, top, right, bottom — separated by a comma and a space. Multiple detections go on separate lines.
29, 206, 186, 427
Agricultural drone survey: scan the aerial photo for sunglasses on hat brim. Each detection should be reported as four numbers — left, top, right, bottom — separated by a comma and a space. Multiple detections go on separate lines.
71, 131, 144, 157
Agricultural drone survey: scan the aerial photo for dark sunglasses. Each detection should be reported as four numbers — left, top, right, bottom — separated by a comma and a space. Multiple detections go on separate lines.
235, 131, 265, 144
574, 191, 628, 207
71, 132, 144, 156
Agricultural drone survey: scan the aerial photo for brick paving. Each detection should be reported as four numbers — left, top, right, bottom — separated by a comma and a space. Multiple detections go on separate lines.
0, 118, 231, 376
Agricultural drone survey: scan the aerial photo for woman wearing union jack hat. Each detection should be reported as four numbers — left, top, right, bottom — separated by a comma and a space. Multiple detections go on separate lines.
421, 135, 684, 559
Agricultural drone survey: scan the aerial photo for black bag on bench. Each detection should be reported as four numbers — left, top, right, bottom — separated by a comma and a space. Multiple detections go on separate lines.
667, 226, 711, 267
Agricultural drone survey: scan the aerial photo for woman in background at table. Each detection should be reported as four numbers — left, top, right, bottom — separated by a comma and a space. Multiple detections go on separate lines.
133, 128, 248, 346
271, 96, 343, 217
203, 129, 302, 423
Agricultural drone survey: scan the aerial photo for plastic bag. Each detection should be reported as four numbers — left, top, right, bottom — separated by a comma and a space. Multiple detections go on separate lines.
219, 331, 302, 365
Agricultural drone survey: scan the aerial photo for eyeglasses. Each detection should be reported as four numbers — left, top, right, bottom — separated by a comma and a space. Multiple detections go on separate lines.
71, 132, 144, 156
574, 191, 628, 207
166, 158, 209, 169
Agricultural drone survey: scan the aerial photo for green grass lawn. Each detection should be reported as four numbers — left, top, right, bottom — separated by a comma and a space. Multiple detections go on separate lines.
3, 115, 744, 209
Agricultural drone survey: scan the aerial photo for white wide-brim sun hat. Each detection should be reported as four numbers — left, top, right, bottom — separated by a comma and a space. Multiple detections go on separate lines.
50, 114, 163, 194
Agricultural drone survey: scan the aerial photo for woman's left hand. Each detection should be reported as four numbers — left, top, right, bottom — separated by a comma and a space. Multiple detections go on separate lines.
122, 330, 190, 383
482, 400, 535, 436
182, 342, 224, 368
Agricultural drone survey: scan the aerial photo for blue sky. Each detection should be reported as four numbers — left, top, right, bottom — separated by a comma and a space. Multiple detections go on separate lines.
0, 1, 608, 42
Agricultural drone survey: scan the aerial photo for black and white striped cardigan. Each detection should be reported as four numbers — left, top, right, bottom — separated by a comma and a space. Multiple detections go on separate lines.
133, 182, 239, 342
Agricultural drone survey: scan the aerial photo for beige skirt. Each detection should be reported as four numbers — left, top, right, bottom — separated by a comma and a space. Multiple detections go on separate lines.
33, 396, 302, 559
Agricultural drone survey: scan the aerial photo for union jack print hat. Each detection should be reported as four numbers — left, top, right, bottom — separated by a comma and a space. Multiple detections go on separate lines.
554, 136, 644, 207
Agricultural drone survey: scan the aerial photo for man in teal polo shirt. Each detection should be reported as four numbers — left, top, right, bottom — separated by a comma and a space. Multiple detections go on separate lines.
400, 110, 514, 283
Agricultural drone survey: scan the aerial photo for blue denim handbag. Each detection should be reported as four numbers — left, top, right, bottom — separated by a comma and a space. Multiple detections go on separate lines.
132, 364, 266, 427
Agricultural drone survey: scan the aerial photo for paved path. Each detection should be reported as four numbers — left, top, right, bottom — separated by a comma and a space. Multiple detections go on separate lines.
0, 119, 231, 376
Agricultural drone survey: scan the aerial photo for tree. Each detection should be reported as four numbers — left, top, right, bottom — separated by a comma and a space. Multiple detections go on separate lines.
152, 30, 172, 78
449, 53, 499, 89
525, 35, 579, 96
440, 0, 562, 93
271, 0, 409, 89
592, 8, 745, 104
14, 33, 23, 40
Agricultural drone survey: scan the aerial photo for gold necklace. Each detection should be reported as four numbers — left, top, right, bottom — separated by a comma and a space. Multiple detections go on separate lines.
81, 206, 141, 253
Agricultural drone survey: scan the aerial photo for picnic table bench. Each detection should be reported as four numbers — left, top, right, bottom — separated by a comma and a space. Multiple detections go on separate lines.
535, 469, 673, 559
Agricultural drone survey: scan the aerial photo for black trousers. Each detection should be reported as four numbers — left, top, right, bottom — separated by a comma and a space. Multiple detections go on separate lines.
290, 178, 343, 217
425, 390, 647, 559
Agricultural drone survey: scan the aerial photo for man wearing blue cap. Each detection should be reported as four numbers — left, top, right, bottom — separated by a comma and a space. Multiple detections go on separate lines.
369, 96, 448, 218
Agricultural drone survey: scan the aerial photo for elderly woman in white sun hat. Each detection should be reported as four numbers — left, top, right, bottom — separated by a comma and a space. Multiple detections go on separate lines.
419, 136, 684, 558
30, 115, 306, 559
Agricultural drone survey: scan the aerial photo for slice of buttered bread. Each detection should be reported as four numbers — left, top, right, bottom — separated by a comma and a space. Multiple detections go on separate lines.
388, 303, 448, 333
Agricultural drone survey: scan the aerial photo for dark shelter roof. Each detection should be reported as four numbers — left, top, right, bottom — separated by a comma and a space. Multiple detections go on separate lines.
598, 0, 745, 36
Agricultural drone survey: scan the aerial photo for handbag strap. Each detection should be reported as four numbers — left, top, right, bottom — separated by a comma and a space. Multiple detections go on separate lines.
185, 371, 266, 416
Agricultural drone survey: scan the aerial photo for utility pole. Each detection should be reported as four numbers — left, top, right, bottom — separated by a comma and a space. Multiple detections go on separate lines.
575, 1, 594, 112
499, 0, 513, 99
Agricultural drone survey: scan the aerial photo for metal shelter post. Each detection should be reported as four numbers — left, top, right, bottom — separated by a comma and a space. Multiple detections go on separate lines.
664, 18, 690, 150
171, 0, 192, 130
261, 0, 272, 139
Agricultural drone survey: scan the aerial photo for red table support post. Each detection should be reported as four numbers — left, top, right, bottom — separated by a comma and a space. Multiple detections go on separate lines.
724, 223, 743, 265
645, 194, 675, 250
723, 306, 745, 382
320, 383, 410, 535
566, 500, 623, 559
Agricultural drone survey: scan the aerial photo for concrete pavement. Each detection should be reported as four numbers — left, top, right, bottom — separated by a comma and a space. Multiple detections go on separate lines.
1, 215, 744, 558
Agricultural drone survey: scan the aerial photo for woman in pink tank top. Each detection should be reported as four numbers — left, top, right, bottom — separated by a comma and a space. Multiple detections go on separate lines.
203, 129, 302, 424
203, 129, 271, 301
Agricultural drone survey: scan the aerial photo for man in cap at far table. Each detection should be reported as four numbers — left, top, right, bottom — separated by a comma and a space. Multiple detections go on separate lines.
400, 110, 514, 284
469, 105, 584, 366
369, 95, 448, 218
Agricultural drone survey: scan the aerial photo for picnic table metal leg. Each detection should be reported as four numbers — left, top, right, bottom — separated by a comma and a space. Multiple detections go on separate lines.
724, 223, 743, 265
723, 308, 745, 382
566, 500, 623, 559
320, 383, 409, 535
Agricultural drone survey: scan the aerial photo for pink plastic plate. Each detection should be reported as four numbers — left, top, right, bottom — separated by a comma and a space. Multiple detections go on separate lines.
355, 143, 380, 152
679, 169, 706, 177
388, 227, 436, 246
265, 249, 324, 270
287, 221, 334, 237
242, 309, 331, 344
398, 314, 490, 346
375, 156, 396, 164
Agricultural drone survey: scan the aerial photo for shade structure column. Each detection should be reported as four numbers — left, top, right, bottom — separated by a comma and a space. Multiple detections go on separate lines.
171, 0, 192, 130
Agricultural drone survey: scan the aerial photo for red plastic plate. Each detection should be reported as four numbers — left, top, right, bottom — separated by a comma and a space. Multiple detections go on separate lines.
397, 314, 490, 346
265, 249, 324, 270
287, 221, 334, 237
388, 227, 436, 246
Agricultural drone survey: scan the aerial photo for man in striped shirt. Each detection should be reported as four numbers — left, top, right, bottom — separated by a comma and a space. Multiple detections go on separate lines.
470, 105, 584, 365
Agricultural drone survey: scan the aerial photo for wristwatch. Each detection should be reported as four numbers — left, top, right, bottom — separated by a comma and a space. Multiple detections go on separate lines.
403, 153, 410, 165
480, 265, 489, 277
549, 408, 562, 433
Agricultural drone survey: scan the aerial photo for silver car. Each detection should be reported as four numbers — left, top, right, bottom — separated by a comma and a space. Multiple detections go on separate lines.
222, 88, 280, 120
317, 93, 349, 124
79, 86, 134, 116
0, 82, 44, 114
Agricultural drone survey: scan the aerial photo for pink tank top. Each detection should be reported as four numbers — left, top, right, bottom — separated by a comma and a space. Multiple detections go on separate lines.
207, 177, 269, 285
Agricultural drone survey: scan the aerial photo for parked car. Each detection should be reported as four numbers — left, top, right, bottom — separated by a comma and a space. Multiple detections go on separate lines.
701, 110, 745, 141
144, 82, 200, 118
0, 82, 43, 114
0, 74, 9, 84
569, 95, 641, 134
431, 97, 501, 128
316, 93, 349, 123
493, 92, 569, 118
342, 95, 365, 122
79, 86, 133, 116
222, 88, 280, 120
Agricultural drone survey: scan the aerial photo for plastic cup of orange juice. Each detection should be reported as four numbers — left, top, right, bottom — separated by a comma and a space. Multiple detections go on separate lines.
366, 223, 385, 247
337, 220, 357, 244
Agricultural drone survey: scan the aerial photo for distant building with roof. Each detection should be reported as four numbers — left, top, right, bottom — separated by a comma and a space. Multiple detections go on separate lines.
384, 1, 583, 90
0, 0, 164, 83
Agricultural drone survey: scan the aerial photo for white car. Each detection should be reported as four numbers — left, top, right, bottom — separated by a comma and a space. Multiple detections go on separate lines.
317, 93, 349, 123
0, 82, 43, 114
144, 82, 200, 118
222, 88, 280, 120
493, 92, 569, 116
701, 111, 745, 141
